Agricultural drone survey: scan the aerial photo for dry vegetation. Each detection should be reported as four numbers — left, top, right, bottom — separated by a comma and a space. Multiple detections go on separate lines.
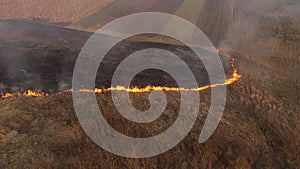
0, 0, 113, 24
0, 76, 299, 168
0, 0, 299, 168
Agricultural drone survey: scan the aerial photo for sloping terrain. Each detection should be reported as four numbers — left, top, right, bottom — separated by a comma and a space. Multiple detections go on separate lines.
0, 68, 299, 168
73, 0, 191, 29
0, 19, 233, 94
0, 0, 299, 168
73, 0, 300, 48
0, 0, 114, 24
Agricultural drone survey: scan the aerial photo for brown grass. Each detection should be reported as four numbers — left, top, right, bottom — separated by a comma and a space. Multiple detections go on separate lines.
0, 0, 299, 168
0, 74, 299, 168
0, 0, 113, 24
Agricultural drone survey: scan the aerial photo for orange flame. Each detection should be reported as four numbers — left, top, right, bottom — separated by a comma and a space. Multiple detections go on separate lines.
0, 90, 49, 98
0, 52, 241, 98
1, 93, 14, 98
225, 58, 241, 85
25, 90, 48, 97
216, 48, 220, 55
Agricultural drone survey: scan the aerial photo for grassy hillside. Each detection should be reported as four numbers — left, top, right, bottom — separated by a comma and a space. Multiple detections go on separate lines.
0, 0, 113, 24
0, 0, 299, 168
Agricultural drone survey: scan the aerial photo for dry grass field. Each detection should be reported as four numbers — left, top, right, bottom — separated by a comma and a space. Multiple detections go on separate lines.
0, 0, 299, 168
0, 80, 298, 168
0, 0, 113, 24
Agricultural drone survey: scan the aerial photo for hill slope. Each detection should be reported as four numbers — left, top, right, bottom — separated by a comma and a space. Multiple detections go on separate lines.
0, 0, 113, 24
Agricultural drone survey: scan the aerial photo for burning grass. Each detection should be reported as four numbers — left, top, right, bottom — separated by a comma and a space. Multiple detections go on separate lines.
0, 77, 299, 168
0, 50, 241, 99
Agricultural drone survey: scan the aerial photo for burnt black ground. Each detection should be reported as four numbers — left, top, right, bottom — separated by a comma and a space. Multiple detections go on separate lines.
0, 0, 299, 168
0, 19, 232, 94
